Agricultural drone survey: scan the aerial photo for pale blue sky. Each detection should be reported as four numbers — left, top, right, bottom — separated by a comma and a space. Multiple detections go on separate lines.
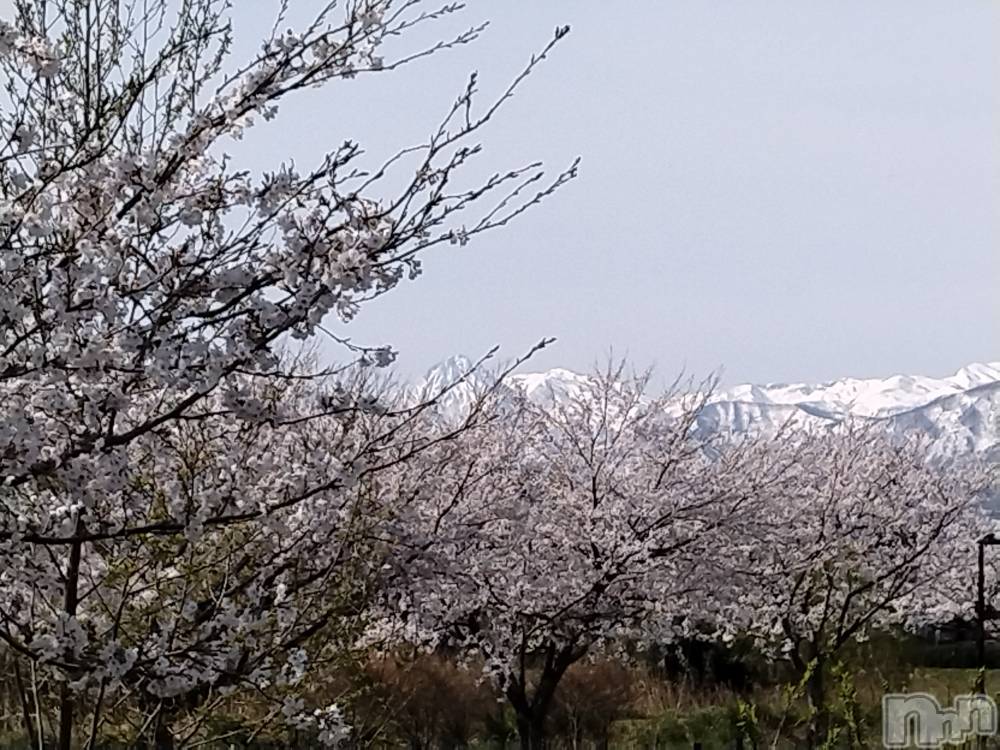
199, 2, 1000, 383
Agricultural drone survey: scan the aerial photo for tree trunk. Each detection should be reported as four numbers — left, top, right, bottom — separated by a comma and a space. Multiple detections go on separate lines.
12, 658, 39, 748
57, 536, 83, 750
806, 658, 827, 748
153, 715, 176, 750
516, 712, 546, 750
507, 641, 586, 750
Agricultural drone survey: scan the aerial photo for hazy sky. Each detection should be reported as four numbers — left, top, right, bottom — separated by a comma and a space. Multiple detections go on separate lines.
233, 1, 998, 385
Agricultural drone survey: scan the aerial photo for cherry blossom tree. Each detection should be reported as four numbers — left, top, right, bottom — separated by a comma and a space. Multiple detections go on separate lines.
722, 426, 996, 746
376, 363, 790, 749
0, 0, 574, 745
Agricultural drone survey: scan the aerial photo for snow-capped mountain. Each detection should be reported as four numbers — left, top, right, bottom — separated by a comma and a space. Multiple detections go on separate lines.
415, 357, 1000, 464
712, 362, 1000, 419
696, 362, 1000, 462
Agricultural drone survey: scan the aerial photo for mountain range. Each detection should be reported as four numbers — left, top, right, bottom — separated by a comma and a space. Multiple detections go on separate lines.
414, 357, 1000, 466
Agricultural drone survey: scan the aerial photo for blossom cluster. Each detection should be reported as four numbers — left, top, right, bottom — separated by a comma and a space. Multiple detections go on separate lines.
369, 365, 996, 728
0, 0, 573, 744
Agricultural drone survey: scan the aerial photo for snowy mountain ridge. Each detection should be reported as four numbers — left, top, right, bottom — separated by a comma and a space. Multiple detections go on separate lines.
712, 361, 1000, 418
414, 357, 1000, 464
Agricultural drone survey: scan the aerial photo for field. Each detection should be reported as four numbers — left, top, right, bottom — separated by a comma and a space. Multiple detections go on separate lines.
302, 636, 1000, 749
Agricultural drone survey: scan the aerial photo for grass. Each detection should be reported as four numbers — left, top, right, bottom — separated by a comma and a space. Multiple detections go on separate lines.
603, 667, 1000, 750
